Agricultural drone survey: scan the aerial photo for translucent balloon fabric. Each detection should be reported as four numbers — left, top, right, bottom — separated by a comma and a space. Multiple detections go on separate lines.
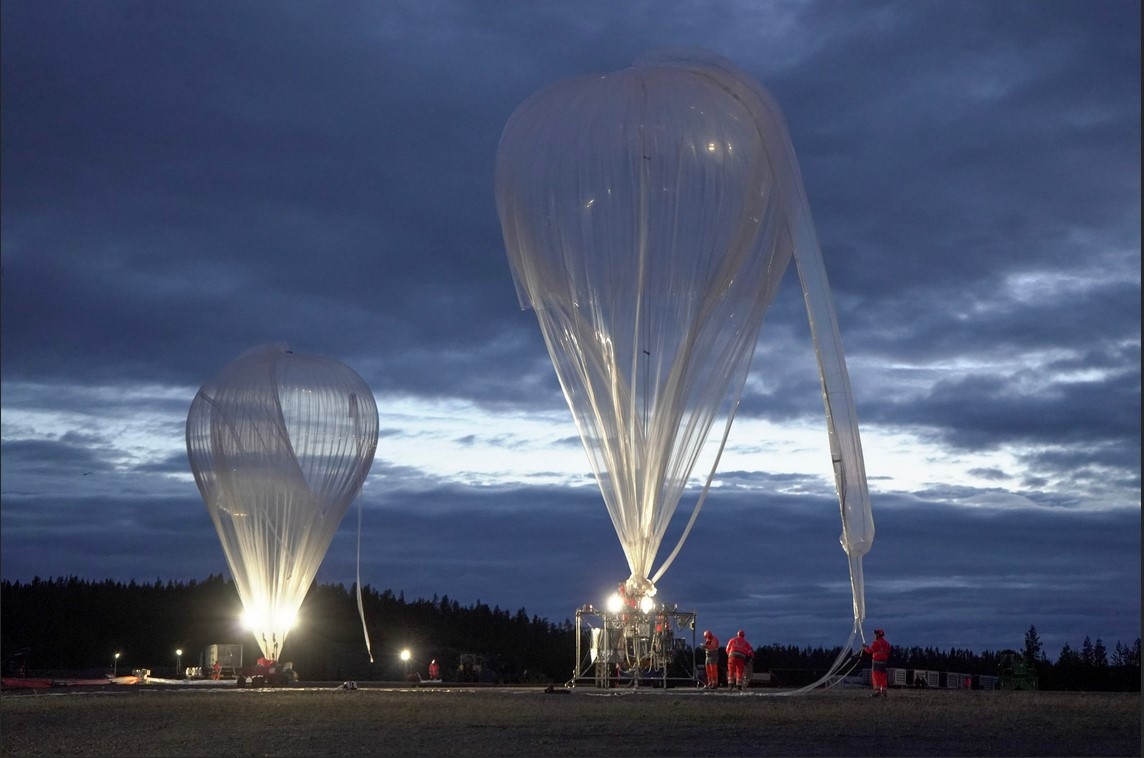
496, 50, 873, 625
186, 344, 379, 659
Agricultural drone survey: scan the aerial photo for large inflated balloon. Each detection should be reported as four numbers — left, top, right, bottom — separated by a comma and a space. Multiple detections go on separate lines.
495, 50, 873, 624
186, 343, 379, 659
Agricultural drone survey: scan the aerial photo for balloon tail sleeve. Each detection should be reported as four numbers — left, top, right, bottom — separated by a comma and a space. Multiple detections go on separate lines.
355, 498, 373, 663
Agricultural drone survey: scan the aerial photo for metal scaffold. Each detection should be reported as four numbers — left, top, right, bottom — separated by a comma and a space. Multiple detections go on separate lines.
569, 605, 698, 688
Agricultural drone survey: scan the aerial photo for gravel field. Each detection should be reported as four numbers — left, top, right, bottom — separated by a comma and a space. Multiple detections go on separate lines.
1, 685, 1139, 757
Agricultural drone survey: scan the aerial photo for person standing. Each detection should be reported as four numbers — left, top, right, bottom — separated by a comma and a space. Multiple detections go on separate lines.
725, 630, 754, 692
702, 630, 721, 689
863, 628, 891, 697
428, 659, 441, 681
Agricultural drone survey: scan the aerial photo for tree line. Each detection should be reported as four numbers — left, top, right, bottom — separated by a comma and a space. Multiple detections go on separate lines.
1, 577, 1138, 691
0, 575, 572, 683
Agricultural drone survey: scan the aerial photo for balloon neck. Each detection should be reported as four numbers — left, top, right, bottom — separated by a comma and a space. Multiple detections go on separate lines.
624, 575, 657, 600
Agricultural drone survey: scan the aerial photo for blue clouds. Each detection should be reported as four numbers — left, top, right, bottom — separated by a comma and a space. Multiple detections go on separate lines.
1, 1, 1138, 656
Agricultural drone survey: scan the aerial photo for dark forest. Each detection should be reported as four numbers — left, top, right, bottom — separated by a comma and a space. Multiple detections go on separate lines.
2, 576, 1138, 691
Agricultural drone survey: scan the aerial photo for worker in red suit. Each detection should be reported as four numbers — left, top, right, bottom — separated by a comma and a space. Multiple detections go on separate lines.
725, 630, 754, 691
863, 628, 891, 697
617, 582, 638, 610
702, 630, 721, 689
428, 659, 440, 680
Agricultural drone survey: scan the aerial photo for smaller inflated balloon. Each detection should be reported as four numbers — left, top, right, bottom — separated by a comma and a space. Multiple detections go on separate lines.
186, 343, 378, 660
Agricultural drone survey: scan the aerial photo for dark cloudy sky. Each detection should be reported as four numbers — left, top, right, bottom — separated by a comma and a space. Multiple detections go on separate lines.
2, 1, 1139, 661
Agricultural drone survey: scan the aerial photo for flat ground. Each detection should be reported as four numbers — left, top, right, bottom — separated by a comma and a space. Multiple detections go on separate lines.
1, 684, 1139, 757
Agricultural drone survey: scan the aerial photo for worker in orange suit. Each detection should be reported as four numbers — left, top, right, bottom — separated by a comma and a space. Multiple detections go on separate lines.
702, 630, 721, 689
863, 628, 891, 697
725, 630, 754, 691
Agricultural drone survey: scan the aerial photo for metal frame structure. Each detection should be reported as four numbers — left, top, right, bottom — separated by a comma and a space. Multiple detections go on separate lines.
569, 605, 699, 688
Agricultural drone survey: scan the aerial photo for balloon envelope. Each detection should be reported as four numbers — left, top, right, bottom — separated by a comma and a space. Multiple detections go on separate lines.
186, 343, 379, 658
496, 50, 872, 615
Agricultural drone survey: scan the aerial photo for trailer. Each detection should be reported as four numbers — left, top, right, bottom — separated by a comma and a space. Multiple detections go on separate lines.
202, 644, 244, 678
184, 644, 244, 680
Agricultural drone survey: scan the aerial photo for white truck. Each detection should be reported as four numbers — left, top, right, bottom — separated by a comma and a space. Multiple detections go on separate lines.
186, 644, 244, 679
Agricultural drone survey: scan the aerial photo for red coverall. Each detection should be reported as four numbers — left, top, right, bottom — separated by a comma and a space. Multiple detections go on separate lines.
429, 660, 440, 680
863, 634, 891, 695
703, 632, 721, 688
725, 632, 753, 689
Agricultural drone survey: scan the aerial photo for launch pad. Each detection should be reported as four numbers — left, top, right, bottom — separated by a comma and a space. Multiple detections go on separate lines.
570, 605, 699, 688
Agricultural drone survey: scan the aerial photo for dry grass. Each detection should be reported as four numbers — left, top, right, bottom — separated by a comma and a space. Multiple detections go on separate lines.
2, 685, 1139, 757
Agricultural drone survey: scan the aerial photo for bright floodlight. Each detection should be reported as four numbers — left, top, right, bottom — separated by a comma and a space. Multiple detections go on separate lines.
400, 649, 411, 662
639, 596, 656, 614
496, 50, 873, 627
605, 593, 623, 614
187, 343, 379, 660
241, 604, 298, 635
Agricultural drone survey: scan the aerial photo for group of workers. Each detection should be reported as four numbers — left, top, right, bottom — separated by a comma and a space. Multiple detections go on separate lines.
701, 629, 754, 691
703, 626, 892, 695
